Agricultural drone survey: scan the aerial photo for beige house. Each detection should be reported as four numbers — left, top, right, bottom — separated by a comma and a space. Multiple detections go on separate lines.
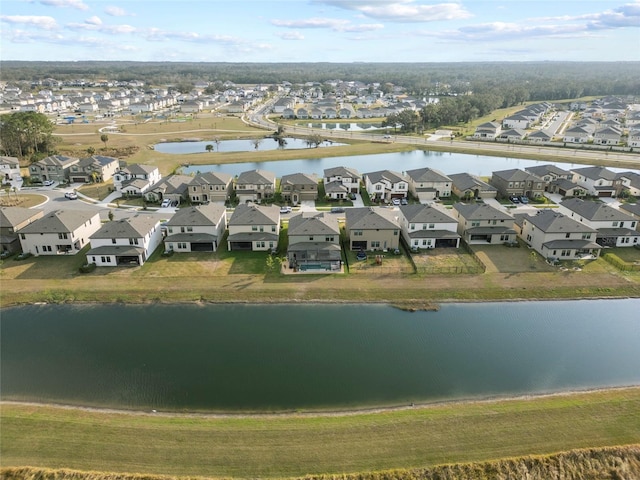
227, 203, 280, 251
345, 207, 401, 251
448, 173, 497, 200
280, 172, 318, 205
489, 169, 545, 200
164, 203, 227, 252
29, 155, 79, 183
18, 209, 100, 256
0, 206, 45, 253
68, 155, 119, 183
189, 172, 233, 203
286, 212, 341, 272
405, 167, 452, 202
452, 203, 516, 245
235, 169, 276, 203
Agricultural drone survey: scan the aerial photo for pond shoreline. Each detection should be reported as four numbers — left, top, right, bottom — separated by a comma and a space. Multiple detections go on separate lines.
3, 385, 639, 419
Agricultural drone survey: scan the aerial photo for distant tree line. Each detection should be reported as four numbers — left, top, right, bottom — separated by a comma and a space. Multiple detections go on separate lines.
0, 111, 57, 161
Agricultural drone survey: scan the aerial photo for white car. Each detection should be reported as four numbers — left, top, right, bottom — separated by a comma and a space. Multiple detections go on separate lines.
64, 191, 78, 200
391, 198, 401, 206
160, 199, 172, 208
43, 180, 54, 186
279, 206, 292, 214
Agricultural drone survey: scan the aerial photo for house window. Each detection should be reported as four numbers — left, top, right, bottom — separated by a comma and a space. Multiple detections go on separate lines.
269, 242, 274, 248
376, 185, 382, 190
101, 256, 106, 262
187, 227, 193, 232
58, 233, 68, 240
410, 224, 415, 230
106, 257, 111, 263
429, 224, 434, 229
613, 221, 618, 227
393, 230, 398, 235
582, 233, 591, 240
471, 221, 480, 227
43, 245, 52, 252
168, 227, 173, 234
259, 242, 265, 248
354, 230, 363, 236
561, 249, 571, 257
129, 238, 139, 245
371, 241, 380, 248
20, 233, 25, 240
422, 239, 428, 246
325, 236, 334, 242
565, 233, 570, 238
500, 234, 509, 241
92, 256, 96, 262
112, 238, 117, 244
252, 226, 258, 231
271, 226, 276, 232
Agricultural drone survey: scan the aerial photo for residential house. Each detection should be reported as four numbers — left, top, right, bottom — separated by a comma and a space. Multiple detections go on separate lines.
571, 166, 621, 197
323, 166, 361, 198
520, 210, 601, 260
286, 212, 342, 271
452, 203, 516, 245
558, 198, 639, 247
235, 169, 276, 203
163, 203, 227, 252
619, 204, 640, 231
86, 214, 162, 266
593, 126, 622, 145
498, 129, 527, 141
68, 155, 119, 183
618, 171, 640, 197
547, 178, 587, 197
527, 130, 553, 143
227, 203, 280, 251
345, 207, 401, 251
113, 164, 161, 195
525, 164, 575, 194
405, 167, 452, 202
189, 172, 233, 203
628, 129, 640, 148
0, 156, 21, 184
502, 114, 530, 130
0, 206, 44, 253
144, 174, 193, 204
18, 209, 100, 255
473, 122, 501, 140
448, 173, 497, 200
29, 155, 79, 183
489, 169, 545, 199
398, 204, 460, 249
280, 173, 319, 205
363, 170, 409, 202
563, 126, 592, 143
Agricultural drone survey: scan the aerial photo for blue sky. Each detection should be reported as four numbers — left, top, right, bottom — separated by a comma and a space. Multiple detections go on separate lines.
1, 0, 639, 62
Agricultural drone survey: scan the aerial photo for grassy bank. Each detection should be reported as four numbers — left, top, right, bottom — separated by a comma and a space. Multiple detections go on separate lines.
2, 388, 640, 478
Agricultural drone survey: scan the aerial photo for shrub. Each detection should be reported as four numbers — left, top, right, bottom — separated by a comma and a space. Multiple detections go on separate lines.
79, 263, 96, 273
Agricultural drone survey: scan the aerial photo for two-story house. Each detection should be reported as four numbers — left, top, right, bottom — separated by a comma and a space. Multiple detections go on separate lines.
345, 207, 401, 252
235, 169, 276, 203
617, 171, 640, 198
113, 164, 161, 195
398, 204, 460, 249
558, 198, 640, 247
18, 209, 100, 256
164, 203, 227, 252
227, 203, 280, 251
0, 156, 21, 185
69, 155, 119, 183
363, 170, 408, 202
144, 174, 193, 205
189, 172, 233, 204
520, 210, 601, 260
452, 203, 516, 245
0, 206, 44, 253
323, 166, 361, 200
405, 167, 452, 202
490, 169, 545, 200
29, 155, 79, 183
571, 166, 621, 197
86, 214, 162, 266
280, 172, 319, 205
525, 164, 585, 197
473, 122, 501, 140
448, 172, 497, 200
286, 212, 342, 272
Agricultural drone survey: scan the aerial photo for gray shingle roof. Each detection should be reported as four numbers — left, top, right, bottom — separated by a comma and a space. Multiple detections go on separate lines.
228, 203, 279, 226
345, 207, 400, 230
525, 210, 595, 233
448, 173, 496, 193
560, 198, 635, 222
399, 204, 456, 224
165, 204, 226, 227
236, 169, 276, 185
323, 166, 361, 179
571, 166, 617, 181
0, 207, 43, 228
453, 203, 514, 221
525, 164, 570, 178
405, 167, 450, 184
19, 209, 97, 234
90, 214, 158, 239
491, 169, 543, 182
364, 170, 406, 185
281, 172, 318, 186
288, 212, 339, 236
190, 171, 233, 186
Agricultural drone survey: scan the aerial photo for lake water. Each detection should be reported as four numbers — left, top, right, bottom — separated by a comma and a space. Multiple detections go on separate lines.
2, 300, 639, 412
181, 149, 638, 178
154, 137, 344, 154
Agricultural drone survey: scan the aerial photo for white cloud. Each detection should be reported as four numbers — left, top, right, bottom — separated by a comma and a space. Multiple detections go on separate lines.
85, 16, 102, 26
0, 15, 58, 30
276, 31, 305, 40
104, 6, 134, 17
314, 0, 472, 22
40, 0, 89, 10
271, 17, 382, 32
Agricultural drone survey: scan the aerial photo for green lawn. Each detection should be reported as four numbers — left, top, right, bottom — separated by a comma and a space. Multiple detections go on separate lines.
2, 388, 639, 478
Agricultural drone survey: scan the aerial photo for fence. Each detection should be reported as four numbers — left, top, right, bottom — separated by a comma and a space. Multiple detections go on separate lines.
602, 252, 640, 272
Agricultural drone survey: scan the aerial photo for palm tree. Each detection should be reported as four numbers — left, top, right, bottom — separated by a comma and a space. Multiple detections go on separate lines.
100, 134, 109, 148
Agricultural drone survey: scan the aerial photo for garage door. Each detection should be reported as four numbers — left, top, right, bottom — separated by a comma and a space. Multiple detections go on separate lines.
598, 191, 613, 197
191, 242, 214, 252
71, 177, 85, 183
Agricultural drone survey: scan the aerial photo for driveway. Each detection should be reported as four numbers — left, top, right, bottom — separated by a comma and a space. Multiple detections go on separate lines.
299, 200, 317, 212
352, 194, 364, 208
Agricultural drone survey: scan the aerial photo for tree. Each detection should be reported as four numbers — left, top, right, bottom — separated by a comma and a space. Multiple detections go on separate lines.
87, 146, 95, 155
205, 144, 214, 153
305, 134, 324, 148
100, 134, 109, 148
0, 111, 57, 160
108, 210, 114, 221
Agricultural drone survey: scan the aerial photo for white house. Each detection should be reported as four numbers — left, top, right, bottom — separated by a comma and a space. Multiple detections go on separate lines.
398, 204, 460, 249
18, 210, 100, 256
363, 170, 408, 202
571, 166, 620, 197
323, 166, 361, 196
0, 156, 21, 185
86, 214, 162, 266
227, 203, 280, 252
113, 164, 161, 194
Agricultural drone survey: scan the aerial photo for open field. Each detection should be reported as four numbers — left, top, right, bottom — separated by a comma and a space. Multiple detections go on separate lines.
2, 388, 640, 478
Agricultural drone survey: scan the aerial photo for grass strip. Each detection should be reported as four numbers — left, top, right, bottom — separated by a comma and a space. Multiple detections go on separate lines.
2, 388, 640, 478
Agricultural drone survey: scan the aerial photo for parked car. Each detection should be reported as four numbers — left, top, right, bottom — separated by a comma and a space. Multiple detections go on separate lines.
392, 198, 401, 206
279, 206, 292, 214
400, 197, 408, 205
356, 250, 367, 261
519, 196, 529, 204
160, 199, 171, 208
349, 193, 357, 200
43, 180, 54, 186
330, 207, 345, 213
509, 196, 520, 203
64, 191, 78, 200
